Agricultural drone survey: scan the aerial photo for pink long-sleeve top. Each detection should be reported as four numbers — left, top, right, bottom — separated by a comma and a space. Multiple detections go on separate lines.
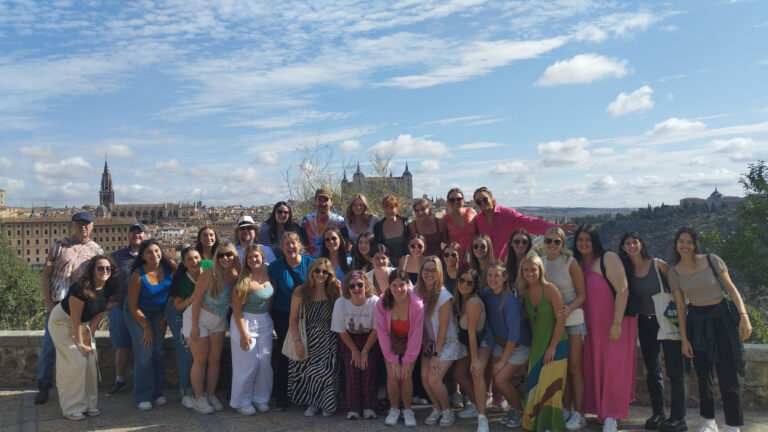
375, 289, 424, 365
474, 204, 557, 261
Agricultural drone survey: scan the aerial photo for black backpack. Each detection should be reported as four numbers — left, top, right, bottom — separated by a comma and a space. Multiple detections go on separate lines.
600, 252, 640, 317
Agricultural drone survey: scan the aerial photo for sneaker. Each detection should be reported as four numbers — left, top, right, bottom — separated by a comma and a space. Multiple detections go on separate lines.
440, 409, 455, 427
346, 411, 360, 420
477, 414, 489, 432
363, 409, 377, 419
505, 410, 523, 429
322, 409, 334, 417
425, 408, 442, 425
699, 419, 718, 432
485, 392, 494, 409
458, 402, 478, 419
723, 427, 739, 432
105, 380, 125, 396
238, 404, 257, 415
411, 396, 430, 405
86, 407, 101, 417
451, 391, 465, 408
603, 417, 618, 432
566, 412, 588, 431
563, 408, 572, 422
34, 382, 51, 405
182, 395, 195, 409
304, 406, 319, 417
154, 396, 168, 406
193, 398, 214, 414
208, 395, 224, 411
275, 397, 289, 411
661, 418, 688, 432
255, 403, 270, 413
137, 401, 153, 411
64, 412, 86, 421
494, 395, 509, 411
385, 408, 401, 426
403, 409, 417, 427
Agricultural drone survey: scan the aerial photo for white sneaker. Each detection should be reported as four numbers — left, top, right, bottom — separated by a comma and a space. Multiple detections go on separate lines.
363, 409, 377, 419
566, 411, 587, 430
411, 396, 429, 405
451, 391, 464, 408
86, 407, 101, 417
346, 411, 360, 420
563, 408, 572, 422
403, 409, 417, 427
425, 408, 442, 425
477, 415, 489, 432
255, 403, 269, 412
208, 395, 224, 411
440, 409, 455, 427
505, 410, 523, 428
238, 405, 257, 416
154, 395, 168, 406
458, 402, 478, 419
137, 401, 153, 411
304, 406, 319, 417
724, 426, 739, 432
385, 408, 400, 426
699, 419, 719, 432
603, 417, 618, 432
193, 398, 214, 414
182, 395, 195, 409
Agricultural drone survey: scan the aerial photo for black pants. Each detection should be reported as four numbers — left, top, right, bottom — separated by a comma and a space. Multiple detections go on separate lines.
271, 309, 290, 402
690, 305, 743, 426
637, 314, 686, 419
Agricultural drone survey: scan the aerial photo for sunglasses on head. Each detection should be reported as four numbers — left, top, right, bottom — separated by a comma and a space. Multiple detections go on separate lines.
348, 282, 364, 289
472, 243, 487, 250
443, 252, 458, 259
544, 238, 562, 246
447, 196, 463, 203
217, 252, 234, 259
96, 265, 112, 273
474, 197, 490, 206
511, 238, 529, 246
313, 268, 330, 276
458, 278, 474, 286
409, 243, 424, 250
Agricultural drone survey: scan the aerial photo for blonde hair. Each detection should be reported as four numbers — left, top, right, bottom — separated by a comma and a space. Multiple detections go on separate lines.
281, 231, 305, 255
544, 227, 571, 257
233, 244, 264, 305
298, 258, 341, 310
210, 242, 240, 299
515, 252, 551, 300
414, 255, 444, 317
345, 194, 373, 224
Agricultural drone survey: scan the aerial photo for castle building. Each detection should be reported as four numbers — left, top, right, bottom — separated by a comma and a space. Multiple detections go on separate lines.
340, 163, 414, 211
680, 188, 745, 211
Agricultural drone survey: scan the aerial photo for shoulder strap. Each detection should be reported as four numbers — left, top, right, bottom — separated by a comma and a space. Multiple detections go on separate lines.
600, 252, 617, 297
653, 258, 669, 294
706, 254, 727, 295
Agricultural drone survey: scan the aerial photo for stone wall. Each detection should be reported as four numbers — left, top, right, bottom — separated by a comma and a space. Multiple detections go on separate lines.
1, 330, 766, 409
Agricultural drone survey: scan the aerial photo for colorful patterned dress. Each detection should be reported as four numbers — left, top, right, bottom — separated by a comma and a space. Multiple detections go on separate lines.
523, 288, 569, 432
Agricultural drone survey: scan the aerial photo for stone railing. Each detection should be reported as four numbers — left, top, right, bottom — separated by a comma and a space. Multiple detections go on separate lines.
1, 330, 766, 408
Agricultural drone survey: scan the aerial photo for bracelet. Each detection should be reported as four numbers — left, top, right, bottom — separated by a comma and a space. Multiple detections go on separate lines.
740, 312, 748, 315
361, 348, 369, 354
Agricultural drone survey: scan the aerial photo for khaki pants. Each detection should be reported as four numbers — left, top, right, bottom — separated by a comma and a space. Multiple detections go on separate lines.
48, 304, 98, 416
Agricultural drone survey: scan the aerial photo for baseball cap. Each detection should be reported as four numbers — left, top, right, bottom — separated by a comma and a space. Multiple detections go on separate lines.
71, 212, 94, 223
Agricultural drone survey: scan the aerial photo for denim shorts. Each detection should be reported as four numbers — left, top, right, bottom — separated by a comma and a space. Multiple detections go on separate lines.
183, 307, 226, 338
492, 343, 530, 366
108, 306, 132, 349
566, 323, 587, 336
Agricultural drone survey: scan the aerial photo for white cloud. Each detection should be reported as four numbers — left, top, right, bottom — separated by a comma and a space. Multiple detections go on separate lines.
32, 157, 95, 183
458, 142, 503, 150
420, 160, 440, 172
647, 118, 707, 136
591, 147, 614, 156
589, 175, 618, 191
154, 159, 185, 173
229, 110, 352, 128
370, 134, 450, 157
104, 144, 136, 158
0, 157, 11, 168
339, 140, 362, 153
536, 53, 629, 86
18, 146, 57, 159
711, 137, 753, 152
537, 138, 590, 167
606, 85, 654, 117
490, 161, 530, 175
257, 151, 279, 165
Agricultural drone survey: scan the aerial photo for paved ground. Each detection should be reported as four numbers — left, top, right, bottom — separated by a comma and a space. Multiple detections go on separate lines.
1, 388, 766, 432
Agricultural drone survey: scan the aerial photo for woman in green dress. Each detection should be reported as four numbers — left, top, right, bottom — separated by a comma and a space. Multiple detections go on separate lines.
517, 252, 569, 431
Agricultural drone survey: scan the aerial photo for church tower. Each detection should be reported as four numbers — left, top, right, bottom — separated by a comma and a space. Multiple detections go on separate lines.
100, 159, 115, 210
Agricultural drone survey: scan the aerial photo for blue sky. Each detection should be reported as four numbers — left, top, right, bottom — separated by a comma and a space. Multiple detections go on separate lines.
1, 0, 766, 209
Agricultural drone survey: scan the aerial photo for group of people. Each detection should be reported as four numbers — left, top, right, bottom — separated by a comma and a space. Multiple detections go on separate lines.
35, 186, 752, 432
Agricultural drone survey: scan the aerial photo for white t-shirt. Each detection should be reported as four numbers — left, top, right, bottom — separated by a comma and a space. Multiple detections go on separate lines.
331, 295, 380, 334
424, 288, 458, 343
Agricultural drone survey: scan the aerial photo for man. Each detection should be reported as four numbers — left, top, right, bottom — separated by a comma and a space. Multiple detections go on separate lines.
234, 215, 275, 265
105, 223, 147, 396
35, 212, 103, 404
299, 187, 348, 258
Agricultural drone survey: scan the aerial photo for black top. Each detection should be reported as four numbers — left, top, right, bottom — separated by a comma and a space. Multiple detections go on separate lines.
61, 282, 113, 322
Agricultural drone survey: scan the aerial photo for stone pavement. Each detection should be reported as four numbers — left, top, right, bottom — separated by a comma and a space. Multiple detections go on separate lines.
1, 388, 766, 432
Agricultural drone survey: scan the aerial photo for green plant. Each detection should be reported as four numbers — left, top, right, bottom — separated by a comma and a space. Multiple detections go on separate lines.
0, 220, 45, 330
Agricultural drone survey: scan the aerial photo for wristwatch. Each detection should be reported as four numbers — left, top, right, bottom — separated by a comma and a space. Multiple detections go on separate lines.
431, 351, 439, 358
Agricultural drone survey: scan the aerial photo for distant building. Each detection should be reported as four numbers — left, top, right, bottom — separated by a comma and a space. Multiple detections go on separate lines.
679, 188, 744, 211
0, 189, 5, 208
340, 163, 413, 210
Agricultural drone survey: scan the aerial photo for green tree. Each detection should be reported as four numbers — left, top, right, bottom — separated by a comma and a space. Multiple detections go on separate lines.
0, 221, 45, 330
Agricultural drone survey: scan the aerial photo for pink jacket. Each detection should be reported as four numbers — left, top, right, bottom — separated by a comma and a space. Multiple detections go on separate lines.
375, 289, 424, 365
474, 204, 557, 261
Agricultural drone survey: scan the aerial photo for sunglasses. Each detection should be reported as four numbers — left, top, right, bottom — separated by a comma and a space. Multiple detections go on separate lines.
313, 268, 330, 276
474, 197, 490, 206
324, 236, 339, 243
348, 282, 364, 290
238, 226, 254, 231
443, 252, 459, 259
276, 210, 290, 215
458, 278, 474, 286
511, 239, 529, 246
447, 197, 463, 203
472, 243, 487, 250
217, 252, 234, 259
96, 265, 112, 273
544, 238, 562, 246
409, 243, 424, 250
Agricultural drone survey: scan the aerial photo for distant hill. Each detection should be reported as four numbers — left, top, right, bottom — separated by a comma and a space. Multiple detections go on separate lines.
517, 206, 635, 219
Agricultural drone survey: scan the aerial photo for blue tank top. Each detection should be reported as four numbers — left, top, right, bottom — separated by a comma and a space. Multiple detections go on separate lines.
204, 284, 232, 316
138, 266, 172, 308
241, 284, 274, 315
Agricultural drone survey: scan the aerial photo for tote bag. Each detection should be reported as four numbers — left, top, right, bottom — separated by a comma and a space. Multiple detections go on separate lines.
281, 307, 307, 361
650, 258, 681, 341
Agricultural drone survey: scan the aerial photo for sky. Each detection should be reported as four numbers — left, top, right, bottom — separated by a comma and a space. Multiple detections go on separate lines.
0, 0, 767, 209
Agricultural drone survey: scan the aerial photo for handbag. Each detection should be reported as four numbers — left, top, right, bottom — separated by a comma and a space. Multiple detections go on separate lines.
650, 259, 681, 340
281, 306, 307, 361
564, 307, 584, 327
706, 254, 742, 326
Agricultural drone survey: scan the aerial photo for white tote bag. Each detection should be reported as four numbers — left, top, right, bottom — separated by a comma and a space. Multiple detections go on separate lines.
650, 259, 681, 341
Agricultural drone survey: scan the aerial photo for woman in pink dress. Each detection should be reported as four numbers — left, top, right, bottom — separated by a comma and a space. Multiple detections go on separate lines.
573, 224, 637, 432
441, 188, 476, 267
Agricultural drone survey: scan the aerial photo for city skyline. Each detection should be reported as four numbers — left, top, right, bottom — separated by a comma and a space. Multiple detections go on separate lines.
0, 1, 767, 208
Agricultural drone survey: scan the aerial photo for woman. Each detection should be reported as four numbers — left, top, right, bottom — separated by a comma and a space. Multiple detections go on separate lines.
367, 244, 396, 295
185, 242, 239, 414
470, 234, 494, 289
258, 201, 300, 258
49, 255, 117, 420
287, 258, 342, 416
399, 234, 426, 285
573, 224, 637, 432
374, 195, 410, 263
541, 227, 587, 430
518, 252, 569, 432
442, 242, 463, 295
669, 228, 750, 432
452, 268, 492, 432
481, 260, 531, 428
332, 271, 381, 420
124, 239, 176, 410
230, 245, 274, 415
267, 232, 315, 411
346, 194, 379, 245
352, 232, 375, 271
441, 188, 477, 266
472, 186, 568, 261
167, 247, 212, 409
506, 229, 533, 286
195, 225, 219, 261
408, 198, 444, 257
375, 269, 424, 428
414, 256, 466, 427
321, 226, 351, 281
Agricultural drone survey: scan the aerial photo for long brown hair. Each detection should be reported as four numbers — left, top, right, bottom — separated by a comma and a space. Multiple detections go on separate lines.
298, 258, 341, 310
470, 234, 494, 288
414, 255, 444, 317
452, 268, 480, 320
381, 269, 410, 310
78, 255, 119, 299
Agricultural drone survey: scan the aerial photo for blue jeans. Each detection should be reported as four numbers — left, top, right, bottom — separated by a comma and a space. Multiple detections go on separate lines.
165, 300, 192, 392
124, 303, 166, 404
36, 311, 56, 387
